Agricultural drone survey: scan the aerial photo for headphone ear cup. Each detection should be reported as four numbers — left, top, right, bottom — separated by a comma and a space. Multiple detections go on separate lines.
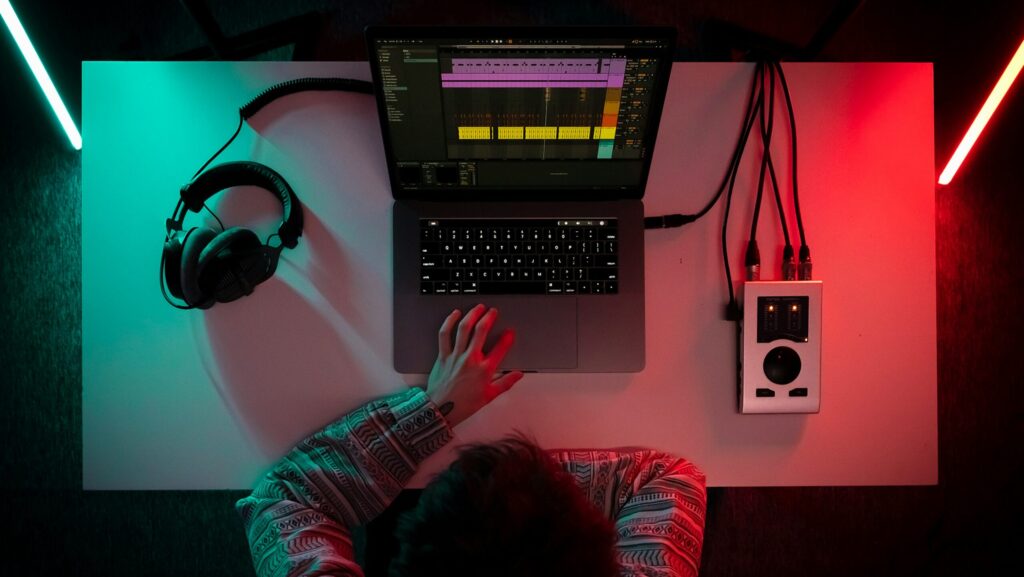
179, 227, 219, 309
163, 232, 187, 300
196, 227, 268, 304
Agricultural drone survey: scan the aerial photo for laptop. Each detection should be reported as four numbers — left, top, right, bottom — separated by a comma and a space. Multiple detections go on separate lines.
366, 26, 676, 372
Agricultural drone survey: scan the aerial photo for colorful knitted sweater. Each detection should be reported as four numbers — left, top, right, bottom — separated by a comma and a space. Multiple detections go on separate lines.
237, 388, 706, 577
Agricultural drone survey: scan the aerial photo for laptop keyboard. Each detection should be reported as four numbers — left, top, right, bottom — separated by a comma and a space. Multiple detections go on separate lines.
419, 218, 619, 295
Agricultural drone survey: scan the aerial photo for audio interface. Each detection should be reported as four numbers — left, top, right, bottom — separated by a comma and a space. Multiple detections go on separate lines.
740, 281, 822, 414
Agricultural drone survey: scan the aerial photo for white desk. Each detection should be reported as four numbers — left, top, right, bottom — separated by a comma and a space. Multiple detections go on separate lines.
83, 61, 936, 489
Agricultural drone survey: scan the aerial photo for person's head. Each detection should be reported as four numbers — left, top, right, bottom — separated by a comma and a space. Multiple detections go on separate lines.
390, 434, 619, 577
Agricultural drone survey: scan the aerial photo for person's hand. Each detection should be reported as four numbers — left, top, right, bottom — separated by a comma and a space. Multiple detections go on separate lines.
425, 304, 524, 428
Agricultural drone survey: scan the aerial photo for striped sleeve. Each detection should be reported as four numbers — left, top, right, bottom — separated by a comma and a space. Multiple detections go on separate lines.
552, 450, 707, 577
236, 388, 452, 577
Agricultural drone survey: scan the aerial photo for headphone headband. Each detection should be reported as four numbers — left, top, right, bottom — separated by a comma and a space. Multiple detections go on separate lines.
163, 76, 374, 310
178, 161, 304, 248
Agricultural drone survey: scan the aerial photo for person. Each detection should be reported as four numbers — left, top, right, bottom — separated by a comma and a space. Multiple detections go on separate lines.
237, 304, 706, 577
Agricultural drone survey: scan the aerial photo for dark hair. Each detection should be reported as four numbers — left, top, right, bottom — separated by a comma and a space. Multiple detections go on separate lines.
390, 434, 619, 577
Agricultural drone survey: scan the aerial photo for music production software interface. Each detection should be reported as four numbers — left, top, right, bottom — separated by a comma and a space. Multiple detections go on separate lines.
373, 35, 670, 191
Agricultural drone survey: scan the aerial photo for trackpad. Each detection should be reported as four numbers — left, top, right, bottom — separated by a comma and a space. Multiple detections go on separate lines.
481, 298, 577, 370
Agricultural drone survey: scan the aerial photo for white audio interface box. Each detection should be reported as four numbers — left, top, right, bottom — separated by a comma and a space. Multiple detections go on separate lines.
740, 281, 823, 414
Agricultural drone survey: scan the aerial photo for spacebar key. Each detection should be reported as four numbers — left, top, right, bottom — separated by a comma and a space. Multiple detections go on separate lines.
478, 282, 546, 294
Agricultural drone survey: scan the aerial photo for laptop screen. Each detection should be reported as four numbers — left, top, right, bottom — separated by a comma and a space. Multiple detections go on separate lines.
367, 27, 676, 200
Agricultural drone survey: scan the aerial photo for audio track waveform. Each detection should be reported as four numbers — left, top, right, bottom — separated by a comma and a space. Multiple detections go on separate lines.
440, 56, 627, 158
441, 58, 626, 89
455, 126, 616, 140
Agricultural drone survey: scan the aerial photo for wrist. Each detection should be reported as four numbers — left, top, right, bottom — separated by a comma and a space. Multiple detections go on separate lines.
436, 397, 467, 428
425, 390, 459, 427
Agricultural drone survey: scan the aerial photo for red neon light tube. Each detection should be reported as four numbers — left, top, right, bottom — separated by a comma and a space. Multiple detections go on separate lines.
938, 38, 1024, 185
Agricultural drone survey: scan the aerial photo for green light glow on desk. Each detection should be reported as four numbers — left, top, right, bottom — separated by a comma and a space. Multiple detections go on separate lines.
1, 0, 82, 150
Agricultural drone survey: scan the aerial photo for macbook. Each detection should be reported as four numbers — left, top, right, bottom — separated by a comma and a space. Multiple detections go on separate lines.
366, 26, 676, 372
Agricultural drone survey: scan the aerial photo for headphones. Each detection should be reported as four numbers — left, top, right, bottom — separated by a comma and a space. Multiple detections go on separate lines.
160, 77, 374, 310
161, 161, 303, 309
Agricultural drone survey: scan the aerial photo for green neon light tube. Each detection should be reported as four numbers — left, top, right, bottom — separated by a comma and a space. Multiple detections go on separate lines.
1, 0, 82, 150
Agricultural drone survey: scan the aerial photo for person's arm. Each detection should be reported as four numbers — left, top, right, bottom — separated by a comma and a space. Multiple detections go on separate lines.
237, 304, 523, 577
552, 449, 707, 577
236, 388, 452, 577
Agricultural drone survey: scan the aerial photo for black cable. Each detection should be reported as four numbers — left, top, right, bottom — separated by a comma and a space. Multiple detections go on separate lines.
764, 114, 795, 277
743, 62, 775, 282
644, 60, 765, 230
773, 61, 810, 279
774, 62, 805, 248
204, 203, 226, 231
191, 115, 244, 181
758, 62, 793, 278
723, 98, 760, 314
722, 65, 766, 318
643, 62, 806, 310
192, 78, 374, 184
765, 153, 790, 247
768, 144, 797, 279
711, 62, 766, 221
239, 78, 374, 119
749, 61, 775, 242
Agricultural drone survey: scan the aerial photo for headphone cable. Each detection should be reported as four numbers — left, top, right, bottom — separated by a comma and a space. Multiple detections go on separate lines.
203, 203, 226, 231
191, 115, 244, 182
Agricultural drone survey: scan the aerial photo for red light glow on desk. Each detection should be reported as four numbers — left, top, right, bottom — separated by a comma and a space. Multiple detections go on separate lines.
938, 37, 1024, 185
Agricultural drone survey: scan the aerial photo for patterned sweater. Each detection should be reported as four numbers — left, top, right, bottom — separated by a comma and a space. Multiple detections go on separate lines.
237, 388, 706, 577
